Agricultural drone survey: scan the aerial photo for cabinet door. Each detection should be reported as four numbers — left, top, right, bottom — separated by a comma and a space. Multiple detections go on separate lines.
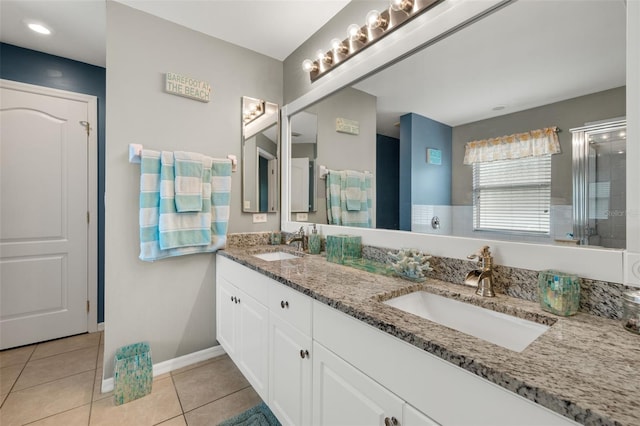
404, 403, 440, 426
237, 290, 269, 401
269, 313, 312, 426
216, 277, 238, 359
313, 342, 403, 426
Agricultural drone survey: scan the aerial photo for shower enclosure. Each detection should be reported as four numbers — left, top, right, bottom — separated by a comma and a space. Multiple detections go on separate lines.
571, 119, 626, 248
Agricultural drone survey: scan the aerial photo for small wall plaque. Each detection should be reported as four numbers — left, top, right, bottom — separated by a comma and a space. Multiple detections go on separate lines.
427, 148, 442, 165
336, 118, 359, 135
165, 72, 211, 103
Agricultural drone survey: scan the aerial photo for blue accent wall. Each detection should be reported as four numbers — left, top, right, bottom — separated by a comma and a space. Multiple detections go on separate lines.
376, 134, 400, 230
1, 43, 106, 323
399, 113, 452, 230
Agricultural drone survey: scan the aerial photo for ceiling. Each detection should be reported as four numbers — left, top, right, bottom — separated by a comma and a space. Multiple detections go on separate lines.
355, 0, 626, 137
0, 0, 351, 66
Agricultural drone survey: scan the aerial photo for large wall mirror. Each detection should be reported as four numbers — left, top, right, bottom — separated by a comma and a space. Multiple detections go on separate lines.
242, 96, 279, 213
288, 0, 627, 249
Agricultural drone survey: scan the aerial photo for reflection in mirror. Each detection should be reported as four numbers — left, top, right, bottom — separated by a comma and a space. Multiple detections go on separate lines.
289, 0, 626, 248
290, 111, 318, 213
242, 96, 279, 213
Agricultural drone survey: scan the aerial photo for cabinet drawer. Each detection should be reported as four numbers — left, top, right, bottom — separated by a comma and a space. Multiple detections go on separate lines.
217, 255, 268, 302
269, 281, 312, 336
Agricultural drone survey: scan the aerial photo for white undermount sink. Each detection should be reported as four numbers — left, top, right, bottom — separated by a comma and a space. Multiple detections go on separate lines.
383, 291, 549, 352
252, 251, 302, 261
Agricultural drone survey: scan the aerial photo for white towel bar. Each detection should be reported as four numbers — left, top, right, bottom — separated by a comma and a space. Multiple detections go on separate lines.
128, 143, 237, 172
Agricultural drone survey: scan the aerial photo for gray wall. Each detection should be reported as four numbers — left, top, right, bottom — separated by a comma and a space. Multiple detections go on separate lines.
452, 87, 625, 206
104, 1, 282, 377
300, 87, 377, 226
283, 1, 387, 104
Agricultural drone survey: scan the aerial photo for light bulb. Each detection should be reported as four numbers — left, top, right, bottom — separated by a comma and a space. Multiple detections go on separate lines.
347, 24, 367, 43
389, 0, 414, 14
302, 59, 317, 73
331, 38, 348, 55
366, 10, 388, 30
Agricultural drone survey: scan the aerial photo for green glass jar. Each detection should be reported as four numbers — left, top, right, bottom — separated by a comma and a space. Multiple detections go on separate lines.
538, 270, 581, 316
622, 290, 640, 335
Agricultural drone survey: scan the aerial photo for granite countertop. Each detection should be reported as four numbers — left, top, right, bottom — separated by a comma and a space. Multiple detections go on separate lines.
218, 246, 640, 426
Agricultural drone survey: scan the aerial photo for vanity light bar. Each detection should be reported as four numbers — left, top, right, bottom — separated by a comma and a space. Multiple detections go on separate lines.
302, 0, 443, 82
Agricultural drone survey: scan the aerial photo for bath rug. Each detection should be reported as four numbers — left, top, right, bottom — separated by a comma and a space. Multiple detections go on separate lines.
217, 402, 281, 426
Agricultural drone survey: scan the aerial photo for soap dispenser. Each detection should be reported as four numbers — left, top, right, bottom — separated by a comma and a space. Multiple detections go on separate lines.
308, 224, 321, 254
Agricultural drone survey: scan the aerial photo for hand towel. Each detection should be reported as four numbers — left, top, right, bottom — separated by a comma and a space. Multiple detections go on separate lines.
174, 151, 205, 212
345, 170, 364, 211
159, 151, 211, 249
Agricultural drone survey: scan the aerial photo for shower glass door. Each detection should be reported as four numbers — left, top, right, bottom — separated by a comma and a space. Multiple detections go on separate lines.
572, 119, 626, 248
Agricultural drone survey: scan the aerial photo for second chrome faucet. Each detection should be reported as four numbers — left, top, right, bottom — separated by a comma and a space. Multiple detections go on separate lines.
465, 245, 495, 297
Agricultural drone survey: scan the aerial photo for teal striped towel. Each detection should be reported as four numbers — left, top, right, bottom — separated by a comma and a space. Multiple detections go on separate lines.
325, 169, 372, 228
326, 170, 342, 226
139, 150, 231, 261
174, 151, 205, 212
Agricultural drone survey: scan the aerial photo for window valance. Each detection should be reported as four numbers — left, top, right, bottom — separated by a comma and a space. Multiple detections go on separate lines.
463, 126, 561, 165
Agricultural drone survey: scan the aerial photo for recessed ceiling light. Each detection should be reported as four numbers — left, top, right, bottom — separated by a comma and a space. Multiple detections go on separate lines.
27, 23, 51, 35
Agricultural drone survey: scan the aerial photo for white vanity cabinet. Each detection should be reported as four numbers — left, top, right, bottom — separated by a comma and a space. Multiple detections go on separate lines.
268, 281, 313, 425
217, 256, 579, 426
216, 256, 269, 401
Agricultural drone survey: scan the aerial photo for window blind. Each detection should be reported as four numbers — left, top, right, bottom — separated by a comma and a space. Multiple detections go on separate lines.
472, 155, 551, 234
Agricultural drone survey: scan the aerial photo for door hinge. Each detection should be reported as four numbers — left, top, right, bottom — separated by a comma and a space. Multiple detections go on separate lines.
86, 300, 90, 313
87, 211, 90, 224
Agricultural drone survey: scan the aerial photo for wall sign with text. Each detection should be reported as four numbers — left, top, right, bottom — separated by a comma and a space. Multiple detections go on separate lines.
165, 72, 211, 103
427, 148, 442, 165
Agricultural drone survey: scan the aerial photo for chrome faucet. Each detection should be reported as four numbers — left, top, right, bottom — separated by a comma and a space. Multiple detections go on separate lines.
286, 226, 307, 252
465, 245, 495, 297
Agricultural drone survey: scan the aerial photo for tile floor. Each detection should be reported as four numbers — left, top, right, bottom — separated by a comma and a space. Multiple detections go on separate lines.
0, 332, 261, 425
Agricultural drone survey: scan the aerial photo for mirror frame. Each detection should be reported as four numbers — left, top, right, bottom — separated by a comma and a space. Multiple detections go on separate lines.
242, 96, 280, 213
280, 0, 640, 285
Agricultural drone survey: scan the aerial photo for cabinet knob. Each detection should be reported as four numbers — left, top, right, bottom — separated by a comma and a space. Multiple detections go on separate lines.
384, 417, 399, 426
299, 349, 309, 359
280, 300, 289, 309
231, 296, 234, 302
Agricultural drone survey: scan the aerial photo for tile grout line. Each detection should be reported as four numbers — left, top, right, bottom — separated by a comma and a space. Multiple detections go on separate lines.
179, 384, 254, 418
0, 344, 36, 409
169, 370, 188, 420
87, 334, 103, 426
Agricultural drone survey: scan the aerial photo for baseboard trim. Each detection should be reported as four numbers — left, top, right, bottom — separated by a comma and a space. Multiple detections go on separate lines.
101, 344, 226, 393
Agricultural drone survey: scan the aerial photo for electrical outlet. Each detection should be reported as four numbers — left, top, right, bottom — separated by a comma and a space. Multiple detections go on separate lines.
296, 213, 308, 221
253, 213, 267, 223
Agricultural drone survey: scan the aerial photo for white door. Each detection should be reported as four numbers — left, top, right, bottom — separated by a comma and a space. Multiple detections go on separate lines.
269, 313, 312, 426
290, 157, 309, 212
216, 277, 238, 359
312, 342, 403, 426
237, 289, 269, 401
0, 80, 93, 349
